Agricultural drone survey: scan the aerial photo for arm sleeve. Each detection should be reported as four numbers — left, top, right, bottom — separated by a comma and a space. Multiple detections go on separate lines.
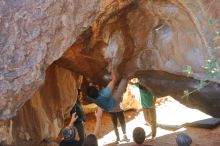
99, 87, 112, 97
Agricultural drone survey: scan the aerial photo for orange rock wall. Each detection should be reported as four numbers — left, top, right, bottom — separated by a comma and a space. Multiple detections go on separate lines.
0, 0, 220, 145
0, 65, 81, 145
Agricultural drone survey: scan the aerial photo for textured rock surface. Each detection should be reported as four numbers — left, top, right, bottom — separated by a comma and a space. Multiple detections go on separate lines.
0, 0, 99, 119
60, 0, 220, 80
0, 64, 80, 145
135, 70, 220, 118
0, 0, 220, 145
59, 0, 220, 117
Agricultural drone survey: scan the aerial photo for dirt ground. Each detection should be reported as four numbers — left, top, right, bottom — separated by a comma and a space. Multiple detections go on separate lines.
84, 97, 220, 146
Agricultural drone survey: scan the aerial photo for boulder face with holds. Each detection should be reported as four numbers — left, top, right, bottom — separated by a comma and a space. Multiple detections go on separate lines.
59, 0, 220, 117
0, 0, 220, 145
0, 0, 100, 120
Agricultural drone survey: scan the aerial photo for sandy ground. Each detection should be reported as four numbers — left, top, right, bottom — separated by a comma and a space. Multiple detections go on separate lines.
84, 97, 220, 146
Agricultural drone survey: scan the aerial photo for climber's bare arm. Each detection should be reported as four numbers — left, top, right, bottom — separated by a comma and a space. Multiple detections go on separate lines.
107, 67, 117, 90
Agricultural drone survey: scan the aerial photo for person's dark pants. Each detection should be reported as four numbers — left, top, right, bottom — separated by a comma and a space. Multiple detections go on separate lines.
109, 111, 126, 140
74, 122, 85, 146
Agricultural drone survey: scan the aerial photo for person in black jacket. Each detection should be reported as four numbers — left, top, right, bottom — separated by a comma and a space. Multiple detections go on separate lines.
70, 89, 86, 146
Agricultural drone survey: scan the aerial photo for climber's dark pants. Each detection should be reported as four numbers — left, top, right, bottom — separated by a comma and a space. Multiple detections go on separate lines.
109, 111, 126, 140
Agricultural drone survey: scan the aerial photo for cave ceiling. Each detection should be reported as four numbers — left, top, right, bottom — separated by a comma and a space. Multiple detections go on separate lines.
0, 0, 220, 120
1, 0, 220, 145
57, 0, 220, 117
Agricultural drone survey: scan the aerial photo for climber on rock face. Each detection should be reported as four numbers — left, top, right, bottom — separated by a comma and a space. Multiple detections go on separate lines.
86, 66, 128, 112
86, 66, 129, 143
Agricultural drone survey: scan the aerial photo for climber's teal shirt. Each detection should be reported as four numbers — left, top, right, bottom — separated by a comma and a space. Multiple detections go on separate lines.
89, 87, 115, 111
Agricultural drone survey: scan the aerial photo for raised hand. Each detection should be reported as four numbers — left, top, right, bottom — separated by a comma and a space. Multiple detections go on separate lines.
95, 107, 103, 120
70, 112, 78, 124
